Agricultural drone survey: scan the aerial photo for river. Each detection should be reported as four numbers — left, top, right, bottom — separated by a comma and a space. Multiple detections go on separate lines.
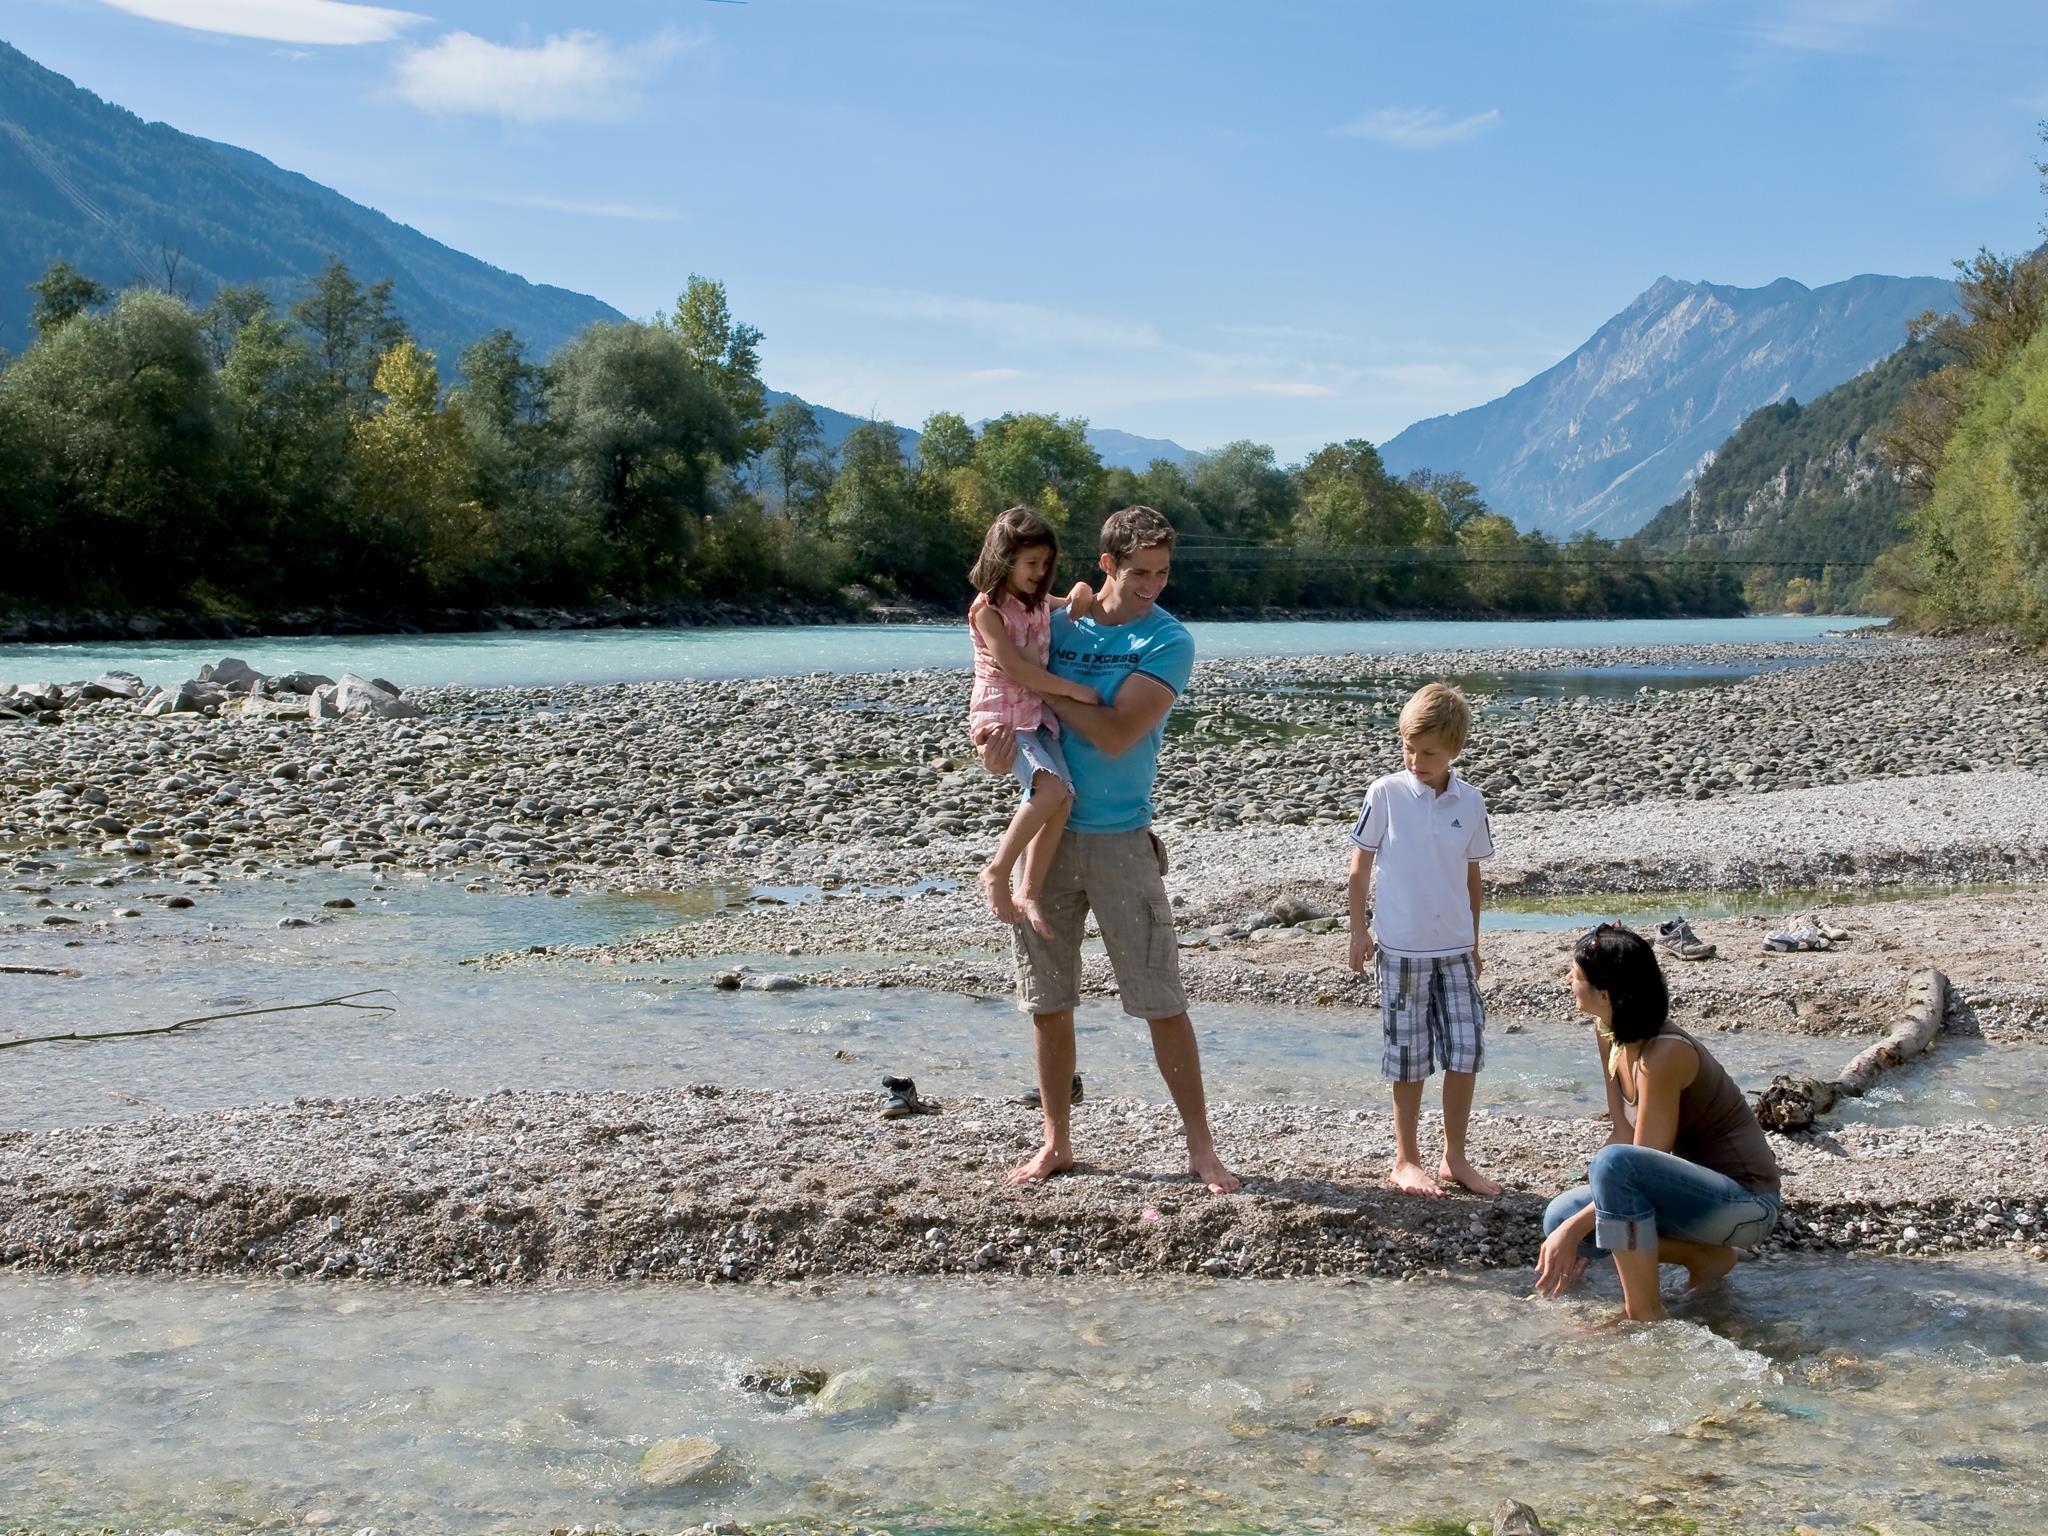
1, 613, 1881, 691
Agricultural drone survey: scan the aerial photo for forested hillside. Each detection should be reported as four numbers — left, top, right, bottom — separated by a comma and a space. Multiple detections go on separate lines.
1634, 342, 1943, 610
1380, 273, 1957, 537
0, 41, 622, 363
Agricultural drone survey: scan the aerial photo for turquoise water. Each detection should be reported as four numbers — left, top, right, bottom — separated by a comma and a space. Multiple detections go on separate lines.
0, 614, 1882, 691
3, 1256, 2042, 1534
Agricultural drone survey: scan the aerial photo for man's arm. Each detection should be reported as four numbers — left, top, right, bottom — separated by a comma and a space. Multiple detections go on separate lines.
1045, 673, 1175, 759
970, 606, 1097, 703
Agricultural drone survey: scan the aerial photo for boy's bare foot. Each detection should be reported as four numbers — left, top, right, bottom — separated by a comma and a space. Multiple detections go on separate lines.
1190, 1148, 1240, 1195
1437, 1155, 1502, 1198
1008, 1142, 1075, 1183
979, 865, 1020, 926
1683, 1246, 1739, 1292
1388, 1159, 1444, 1196
1015, 895, 1055, 939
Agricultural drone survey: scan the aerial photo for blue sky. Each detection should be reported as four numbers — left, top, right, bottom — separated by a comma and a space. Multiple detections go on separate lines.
7, 0, 2046, 454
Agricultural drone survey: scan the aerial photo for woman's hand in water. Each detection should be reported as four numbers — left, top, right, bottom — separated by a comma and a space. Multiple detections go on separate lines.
1533, 1225, 1590, 1298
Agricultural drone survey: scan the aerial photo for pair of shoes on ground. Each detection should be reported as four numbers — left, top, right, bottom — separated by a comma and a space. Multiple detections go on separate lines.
880, 1075, 942, 1119
1656, 918, 1717, 960
1017, 1073, 1084, 1110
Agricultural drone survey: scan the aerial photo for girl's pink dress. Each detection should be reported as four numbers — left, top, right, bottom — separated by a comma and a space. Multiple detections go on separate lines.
968, 592, 1056, 737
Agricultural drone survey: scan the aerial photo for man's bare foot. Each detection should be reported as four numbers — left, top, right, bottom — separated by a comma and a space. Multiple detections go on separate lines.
1008, 1142, 1075, 1184
1438, 1155, 1503, 1198
1388, 1159, 1444, 1196
1190, 1147, 1240, 1195
1015, 895, 1055, 939
1683, 1246, 1739, 1292
979, 865, 1020, 926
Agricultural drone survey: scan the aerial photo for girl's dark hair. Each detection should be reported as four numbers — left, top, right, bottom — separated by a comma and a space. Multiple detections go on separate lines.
968, 505, 1059, 607
1572, 923, 1670, 1044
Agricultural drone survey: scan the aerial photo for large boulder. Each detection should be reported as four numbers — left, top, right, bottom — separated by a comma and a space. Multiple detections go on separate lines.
198, 657, 265, 694
80, 670, 145, 701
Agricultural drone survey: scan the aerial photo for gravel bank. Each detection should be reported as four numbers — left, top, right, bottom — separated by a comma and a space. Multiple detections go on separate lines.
2, 638, 2044, 902
3, 1087, 2043, 1288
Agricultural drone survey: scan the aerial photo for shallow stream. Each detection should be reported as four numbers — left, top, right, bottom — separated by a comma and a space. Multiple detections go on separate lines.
2, 1255, 2042, 1534
3, 863, 2037, 1132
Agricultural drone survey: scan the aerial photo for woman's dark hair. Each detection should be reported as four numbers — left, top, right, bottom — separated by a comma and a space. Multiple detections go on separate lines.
968, 505, 1059, 607
1572, 923, 1670, 1044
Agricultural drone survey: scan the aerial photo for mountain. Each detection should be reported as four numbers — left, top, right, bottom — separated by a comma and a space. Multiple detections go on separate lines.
0, 39, 625, 363
1379, 273, 1960, 538
1086, 427, 1196, 472
1633, 339, 1942, 567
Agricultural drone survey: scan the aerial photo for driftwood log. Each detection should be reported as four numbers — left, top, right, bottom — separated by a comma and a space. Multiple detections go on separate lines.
1754, 968, 1949, 1131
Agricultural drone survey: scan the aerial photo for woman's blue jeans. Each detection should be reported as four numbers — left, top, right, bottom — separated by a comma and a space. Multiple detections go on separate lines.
1543, 1143, 1780, 1255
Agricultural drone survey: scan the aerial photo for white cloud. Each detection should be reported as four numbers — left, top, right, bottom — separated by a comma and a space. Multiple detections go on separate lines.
394, 29, 689, 123
1250, 381, 1338, 398
831, 286, 1163, 351
482, 193, 682, 223
1746, 0, 1906, 53
96, 0, 425, 45
1336, 106, 1502, 149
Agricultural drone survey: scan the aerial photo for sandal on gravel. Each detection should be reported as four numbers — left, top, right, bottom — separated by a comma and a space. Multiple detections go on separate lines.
1655, 918, 1718, 961
1017, 1073, 1085, 1110
880, 1075, 940, 1119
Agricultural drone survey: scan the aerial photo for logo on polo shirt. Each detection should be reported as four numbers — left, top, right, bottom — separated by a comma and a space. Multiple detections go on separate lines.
1450, 817, 1463, 827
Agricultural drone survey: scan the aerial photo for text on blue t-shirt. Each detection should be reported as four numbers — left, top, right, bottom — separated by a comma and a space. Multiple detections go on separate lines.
1046, 604, 1194, 834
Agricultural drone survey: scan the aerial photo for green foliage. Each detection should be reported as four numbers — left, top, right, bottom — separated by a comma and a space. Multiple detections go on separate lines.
26, 259, 109, 336
1634, 341, 1945, 611
0, 257, 1745, 623
545, 319, 745, 597
1882, 130, 2048, 638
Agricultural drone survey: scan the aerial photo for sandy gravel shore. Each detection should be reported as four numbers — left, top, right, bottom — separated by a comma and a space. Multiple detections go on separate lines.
2, 1087, 2043, 1289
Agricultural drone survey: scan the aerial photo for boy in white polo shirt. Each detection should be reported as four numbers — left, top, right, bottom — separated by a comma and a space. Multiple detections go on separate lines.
1346, 683, 1499, 1198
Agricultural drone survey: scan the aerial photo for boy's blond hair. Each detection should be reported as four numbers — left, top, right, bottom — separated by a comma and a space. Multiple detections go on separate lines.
1398, 682, 1471, 754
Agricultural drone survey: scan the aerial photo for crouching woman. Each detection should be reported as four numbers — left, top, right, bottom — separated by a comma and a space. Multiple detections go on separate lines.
1535, 924, 1781, 1322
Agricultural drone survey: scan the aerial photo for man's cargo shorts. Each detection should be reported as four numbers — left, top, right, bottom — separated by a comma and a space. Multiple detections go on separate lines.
1012, 827, 1186, 1020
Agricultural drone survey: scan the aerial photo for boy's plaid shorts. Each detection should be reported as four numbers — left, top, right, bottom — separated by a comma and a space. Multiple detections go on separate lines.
1376, 951, 1485, 1082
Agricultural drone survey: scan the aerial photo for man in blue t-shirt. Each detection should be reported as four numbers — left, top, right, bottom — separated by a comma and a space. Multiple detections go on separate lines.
975, 505, 1238, 1195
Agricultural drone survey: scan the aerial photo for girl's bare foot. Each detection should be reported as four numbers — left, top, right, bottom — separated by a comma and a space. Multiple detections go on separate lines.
1015, 895, 1055, 939
1438, 1155, 1503, 1198
979, 865, 1020, 925
1190, 1148, 1240, 1195
1388, 1159, 1444, 1196
1683, 1246, 1739, 1291
1008, 1142, 1075, 1183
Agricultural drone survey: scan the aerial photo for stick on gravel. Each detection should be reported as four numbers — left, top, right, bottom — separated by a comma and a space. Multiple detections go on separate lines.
0, 988, 397, 1051
1754, 969, 1949, 1130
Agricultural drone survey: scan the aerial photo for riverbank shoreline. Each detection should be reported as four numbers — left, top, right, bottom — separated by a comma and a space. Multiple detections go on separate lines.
0, 597, 1796, 647
2, 1087, 2042, 1288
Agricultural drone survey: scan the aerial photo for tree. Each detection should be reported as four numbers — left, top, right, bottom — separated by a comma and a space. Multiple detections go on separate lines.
546, 320, 746, 596
670, 274, 767, 454
291, 257, 408, 403
764, 397, 831, 527
972, 412, 1104, 535
198, 283, 273, 370
826, 422, 914, 581
27, 260, 110, 336
0, 289, 223, 602
918, 410, 975, 472
349, 342, 488, 598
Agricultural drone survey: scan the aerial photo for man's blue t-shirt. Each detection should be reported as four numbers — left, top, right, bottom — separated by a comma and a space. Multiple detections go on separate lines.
1047, 603, 1195, 833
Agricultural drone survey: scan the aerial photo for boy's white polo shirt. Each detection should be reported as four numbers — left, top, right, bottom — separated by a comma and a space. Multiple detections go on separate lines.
1347, 769, 1493, 958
